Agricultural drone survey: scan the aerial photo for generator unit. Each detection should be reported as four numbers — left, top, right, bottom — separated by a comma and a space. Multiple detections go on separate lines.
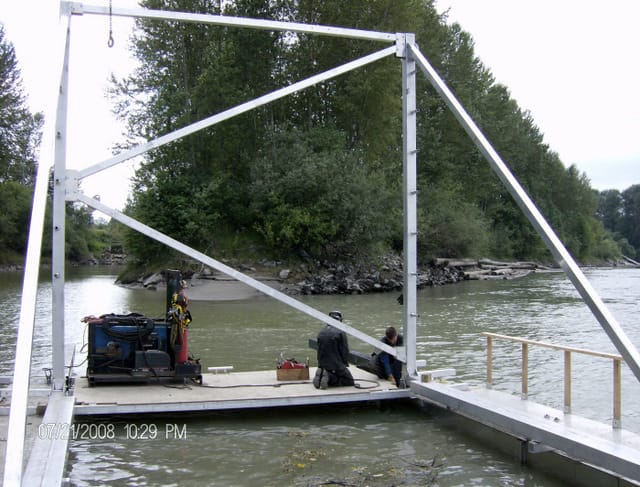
85, 270, 202, 386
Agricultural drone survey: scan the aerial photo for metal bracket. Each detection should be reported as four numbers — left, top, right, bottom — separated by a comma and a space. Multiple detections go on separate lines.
65, 170, 80, 201
396, 33, 416, 58
61, 2, 83, 15
527, 440, 555, 454
395, 33, 406, 58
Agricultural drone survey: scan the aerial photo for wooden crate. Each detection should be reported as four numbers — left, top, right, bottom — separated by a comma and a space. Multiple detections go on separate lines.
276, 367, 309, 381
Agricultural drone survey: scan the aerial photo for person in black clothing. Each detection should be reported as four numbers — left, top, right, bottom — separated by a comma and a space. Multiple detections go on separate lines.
313, 311, 354, 389
378, 325, 403, 387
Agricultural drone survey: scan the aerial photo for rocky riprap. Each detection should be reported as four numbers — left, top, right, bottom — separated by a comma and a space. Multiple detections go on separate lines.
288, 256, 466, 295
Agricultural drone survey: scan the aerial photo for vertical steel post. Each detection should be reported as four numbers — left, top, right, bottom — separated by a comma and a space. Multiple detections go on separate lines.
3, 11, 72, 485
51, 19, 71, 391
401, 34, 418, 377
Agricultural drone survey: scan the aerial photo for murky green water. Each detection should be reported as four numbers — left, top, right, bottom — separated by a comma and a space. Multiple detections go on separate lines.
1, 266, 639, 485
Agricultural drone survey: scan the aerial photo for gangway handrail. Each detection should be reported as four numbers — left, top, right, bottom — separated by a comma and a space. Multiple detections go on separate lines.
482, 332, 623, 429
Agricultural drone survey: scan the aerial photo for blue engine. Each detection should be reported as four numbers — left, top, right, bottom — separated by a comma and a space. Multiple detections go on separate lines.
86, 313, 201, 386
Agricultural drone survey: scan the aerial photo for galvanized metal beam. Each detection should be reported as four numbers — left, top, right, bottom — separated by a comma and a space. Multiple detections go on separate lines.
65, 2, 397, 42
408, 43, 640, 383
3, 14, 72, 487
51, 14, 73, 393
401, 34, 418, 376
75, 45, 397, 181
74, 193, 397, 357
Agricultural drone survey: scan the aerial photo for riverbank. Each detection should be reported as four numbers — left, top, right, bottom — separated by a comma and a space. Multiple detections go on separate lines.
120, 256, 562, 302
3, 255, 636, 303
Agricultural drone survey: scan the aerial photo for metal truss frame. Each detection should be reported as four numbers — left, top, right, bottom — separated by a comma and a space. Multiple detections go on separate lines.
6, 2, 640, 484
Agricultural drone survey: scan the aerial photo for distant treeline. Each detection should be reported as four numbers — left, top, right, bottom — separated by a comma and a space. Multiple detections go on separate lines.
0, 4, 638, 268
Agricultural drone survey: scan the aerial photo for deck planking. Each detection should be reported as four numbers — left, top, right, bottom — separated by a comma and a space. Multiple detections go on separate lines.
73, 367, 411, 416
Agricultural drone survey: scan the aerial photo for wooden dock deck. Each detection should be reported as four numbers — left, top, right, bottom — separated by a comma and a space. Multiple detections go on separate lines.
73, 367, 410, 416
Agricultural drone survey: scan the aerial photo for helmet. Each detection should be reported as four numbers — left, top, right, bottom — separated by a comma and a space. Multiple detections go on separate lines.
328, 310, 343, 321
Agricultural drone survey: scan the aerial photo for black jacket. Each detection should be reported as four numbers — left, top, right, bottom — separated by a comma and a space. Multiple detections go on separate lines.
317, 325, 349, 371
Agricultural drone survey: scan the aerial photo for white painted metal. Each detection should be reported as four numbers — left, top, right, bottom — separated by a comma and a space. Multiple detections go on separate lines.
408, 43, 640, 384
67, 2, 397, 42
75, 45, 396, 181
74, 193, 397, 357
401, 34, 418, 377
3, 14, 72, 487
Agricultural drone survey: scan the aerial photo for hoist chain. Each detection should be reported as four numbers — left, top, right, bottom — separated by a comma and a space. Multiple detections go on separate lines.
107, 0, 115, 48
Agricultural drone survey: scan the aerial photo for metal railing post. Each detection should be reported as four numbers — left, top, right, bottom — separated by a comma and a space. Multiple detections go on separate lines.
564, 350, 572, 413
521, 343, 528, 399
483, 332, 623, 427
486, 335, 493, 388
613, 358, 622, 429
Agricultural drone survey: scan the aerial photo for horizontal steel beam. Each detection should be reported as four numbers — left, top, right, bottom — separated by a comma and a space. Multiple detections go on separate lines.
75, 193, 396, 357
409, 43, 640, 384
76, 45, 396, 180
64, 2, 397, 42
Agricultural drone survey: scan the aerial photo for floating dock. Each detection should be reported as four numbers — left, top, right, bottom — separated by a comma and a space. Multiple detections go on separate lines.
9, 368, 640, 486
412, 380, 640, 487
73, 367, 409, 416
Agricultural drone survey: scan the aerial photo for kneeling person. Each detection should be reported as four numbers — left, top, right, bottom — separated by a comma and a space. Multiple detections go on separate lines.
313, 311, 354, 389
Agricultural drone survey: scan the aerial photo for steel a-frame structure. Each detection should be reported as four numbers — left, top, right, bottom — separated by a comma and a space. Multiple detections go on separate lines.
6, 2, 640, 485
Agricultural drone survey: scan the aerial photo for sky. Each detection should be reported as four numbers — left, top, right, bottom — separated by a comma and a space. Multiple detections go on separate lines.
435, 0, 640, 192
0, 0, 639, 211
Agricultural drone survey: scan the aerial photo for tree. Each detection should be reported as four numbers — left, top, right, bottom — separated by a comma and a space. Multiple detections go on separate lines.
0, 24, 42, 186
249, 126, 397, 257
111, 0, 615, 266
596, 189, 623, 233
620, 185, 640, 255
113, 0, 288, 262
0, 25, 44, 263
0, 181, 32, 260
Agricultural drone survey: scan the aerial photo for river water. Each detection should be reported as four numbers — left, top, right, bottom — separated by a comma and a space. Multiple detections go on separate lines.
2, 266, 639, 486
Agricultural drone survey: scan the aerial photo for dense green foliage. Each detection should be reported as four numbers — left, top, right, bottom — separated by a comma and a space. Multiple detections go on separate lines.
108, 0, 627, 265
0, 24, 41, 263
596, 186, 640, 259
1, 4, 636, 268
